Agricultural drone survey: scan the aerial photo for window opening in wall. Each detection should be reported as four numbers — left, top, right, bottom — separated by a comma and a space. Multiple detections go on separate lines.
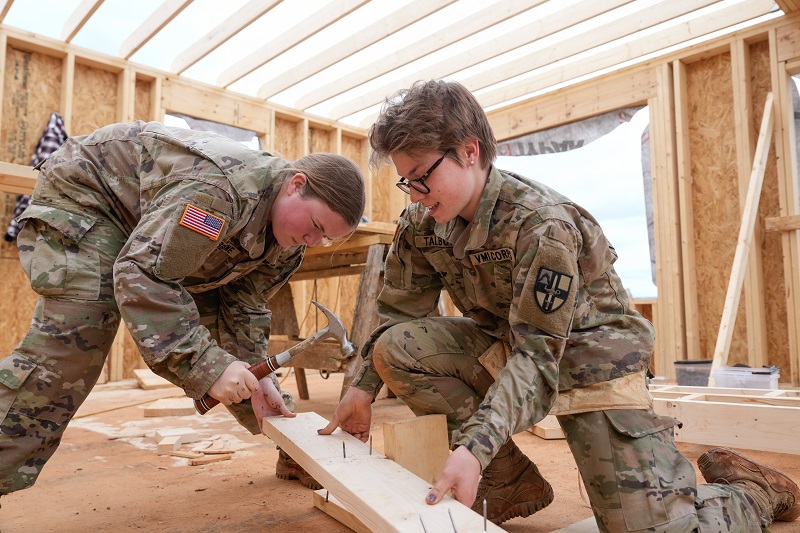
164, 113, 259, 150
496, 106, 654, 298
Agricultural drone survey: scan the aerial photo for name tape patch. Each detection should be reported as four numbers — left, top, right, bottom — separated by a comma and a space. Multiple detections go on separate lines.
470, 248, 515, 265
180, 204, 225, 241
415, 235, 449, 247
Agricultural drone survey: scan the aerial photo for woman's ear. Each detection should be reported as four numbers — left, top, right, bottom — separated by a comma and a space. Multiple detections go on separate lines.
463, 138, 480, 166
285, 172, 307, 195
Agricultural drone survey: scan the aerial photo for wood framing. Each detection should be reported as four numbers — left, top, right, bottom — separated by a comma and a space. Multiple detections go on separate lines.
650, 384, 800, 454
262, 412, 504, 532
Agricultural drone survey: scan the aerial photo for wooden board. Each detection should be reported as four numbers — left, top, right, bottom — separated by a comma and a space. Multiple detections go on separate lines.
528, 415, 565, 440
133, 368, 175, 390
263, 412, 504, 532
312, 489, 370, 533
383, 414, 450, 484
143, 397, 196, 417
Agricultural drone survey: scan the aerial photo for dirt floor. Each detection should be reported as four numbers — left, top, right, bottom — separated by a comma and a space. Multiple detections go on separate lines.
1, 370, 799, 533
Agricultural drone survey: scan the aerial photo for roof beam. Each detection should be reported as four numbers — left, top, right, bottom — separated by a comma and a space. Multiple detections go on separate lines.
295, 0, 548, 111
171, 0, 284, 74
119, 0, 192, 59
217, 0, 369, 88
459, 0, 719, 101
0, 0, 14, 23
61, 0, 105, 42
330, 0, 635, 120
256, 0, 456, 100
775, 0, 800, 13
475, 0, 777, 109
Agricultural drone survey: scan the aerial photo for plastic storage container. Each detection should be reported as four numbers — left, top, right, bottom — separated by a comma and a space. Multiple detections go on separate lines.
674, 359, 712, 386
711, 366, 780, 389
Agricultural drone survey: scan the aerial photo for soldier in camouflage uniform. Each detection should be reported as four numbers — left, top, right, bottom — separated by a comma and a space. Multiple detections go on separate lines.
320, 80, 799, 530
0, 121, 365, 499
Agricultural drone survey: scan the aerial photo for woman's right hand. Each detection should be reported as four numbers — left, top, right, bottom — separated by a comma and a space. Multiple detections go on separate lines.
317, 386, 374, 442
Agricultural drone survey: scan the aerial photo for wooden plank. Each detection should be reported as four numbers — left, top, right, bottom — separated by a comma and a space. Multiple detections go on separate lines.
62, 0, 105, 42
528, 414, 565, 440
166, 450, 204, 459
650, 384, 800, 397
312, 489, 370, 533
133, 368, 175, 390
262, 412, 504, 532
189, 454, 232, 466
673, 59, 701, 360
652, 395, 800, 454
171, 0, 284, 74
119, 0, 193, 59
383, 415, 450, 485
143, 397, 196, 417
709, 93, 774, 381
157, 435, 183, 455
217, 0, 369, 87
155, 427, 200, 443
771, 29, 800, 386
765, 214, 800, 231
731, 39, 768, 369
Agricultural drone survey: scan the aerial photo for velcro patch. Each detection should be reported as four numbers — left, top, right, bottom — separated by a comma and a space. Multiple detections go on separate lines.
534, 267, 573, 313
179, 204, 225, 241
470, 248, 515, 265
415, 235, 449, 247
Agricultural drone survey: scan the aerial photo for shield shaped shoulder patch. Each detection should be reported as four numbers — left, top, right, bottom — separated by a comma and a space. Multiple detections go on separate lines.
535, 267, 573, 314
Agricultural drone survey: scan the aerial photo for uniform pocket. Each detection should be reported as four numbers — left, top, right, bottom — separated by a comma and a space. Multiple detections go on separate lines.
16, 206, 100, 300
0, 355, 38, 421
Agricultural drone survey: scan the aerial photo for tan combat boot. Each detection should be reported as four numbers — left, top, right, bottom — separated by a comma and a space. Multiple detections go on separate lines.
470, 439, 554, 524
275, 448, 322, 490
697, 447, 800, 525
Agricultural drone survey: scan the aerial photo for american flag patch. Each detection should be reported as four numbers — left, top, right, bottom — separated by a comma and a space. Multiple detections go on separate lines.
179, 204, 225, 241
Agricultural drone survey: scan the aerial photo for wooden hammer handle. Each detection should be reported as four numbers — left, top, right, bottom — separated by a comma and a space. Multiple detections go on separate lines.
193, 356, 281, 415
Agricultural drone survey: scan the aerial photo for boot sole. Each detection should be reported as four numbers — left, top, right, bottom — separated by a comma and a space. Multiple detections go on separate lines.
275, 465, 323, 490
492, 483, 555, 525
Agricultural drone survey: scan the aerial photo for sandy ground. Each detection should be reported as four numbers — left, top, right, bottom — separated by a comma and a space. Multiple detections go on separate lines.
1, 370, 799, 533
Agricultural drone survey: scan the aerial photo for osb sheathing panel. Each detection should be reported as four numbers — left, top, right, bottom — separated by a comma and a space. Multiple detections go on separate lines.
309, 126, 332, 153
686, 52, 750, 364
0, 47, 62, 356
274, 117, 299, 159
133, 78, 152, 122
1, 46, 61, 164
751, 41, 789, 372
71, 63, 117, 136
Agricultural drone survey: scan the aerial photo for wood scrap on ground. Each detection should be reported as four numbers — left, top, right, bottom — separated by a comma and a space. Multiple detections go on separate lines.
263, 412, 504, 532
528, 414, 565, 440
143, 397, 196, 417
133, 368, 176, 390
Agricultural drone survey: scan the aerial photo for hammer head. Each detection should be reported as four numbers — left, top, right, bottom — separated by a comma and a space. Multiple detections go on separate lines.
311, 300, 356, 358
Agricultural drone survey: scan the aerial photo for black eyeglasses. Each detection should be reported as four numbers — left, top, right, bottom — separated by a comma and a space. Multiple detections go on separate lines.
395, 150, 449, 195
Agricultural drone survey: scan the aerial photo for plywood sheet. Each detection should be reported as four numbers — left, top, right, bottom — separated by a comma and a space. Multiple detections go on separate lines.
72, 63, 117, 136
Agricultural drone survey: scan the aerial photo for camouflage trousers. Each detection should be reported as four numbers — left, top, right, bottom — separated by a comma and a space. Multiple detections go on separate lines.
372, 316, 764, 532
0, 215, 273, 494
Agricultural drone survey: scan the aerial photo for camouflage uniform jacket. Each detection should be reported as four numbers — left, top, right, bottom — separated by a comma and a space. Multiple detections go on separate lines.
352, 167, 654, 458
20, 121, 304, 399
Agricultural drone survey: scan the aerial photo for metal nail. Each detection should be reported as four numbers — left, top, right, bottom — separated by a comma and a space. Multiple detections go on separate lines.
419, 515, 428, 533
343, 441, 346, 459
369, 435, 373, 455
448, 508, 458, 532
483, 499, 487, 531
325, 490, 329, 503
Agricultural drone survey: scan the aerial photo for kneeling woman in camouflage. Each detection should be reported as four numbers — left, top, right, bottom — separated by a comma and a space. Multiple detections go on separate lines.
321, 80, 799, 531
0, 121, 365, 498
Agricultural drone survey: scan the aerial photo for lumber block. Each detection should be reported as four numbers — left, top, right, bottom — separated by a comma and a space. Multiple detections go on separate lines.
157, 435, 183, 455
528, 414, 565, 440
133, 368, 176, 390
189, 454, 232, 466
166, 450, 204, 459
144, 397, 196, 417
313, 489, 370, 533
383, 414, 449, 484
263, 412, 504, 532
154, 427, 200, 443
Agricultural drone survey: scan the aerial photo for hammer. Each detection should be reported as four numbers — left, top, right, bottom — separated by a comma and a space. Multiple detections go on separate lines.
194, 300, 355, 414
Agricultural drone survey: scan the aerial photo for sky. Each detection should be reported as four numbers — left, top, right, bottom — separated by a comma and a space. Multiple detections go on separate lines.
496, 108, 655, 298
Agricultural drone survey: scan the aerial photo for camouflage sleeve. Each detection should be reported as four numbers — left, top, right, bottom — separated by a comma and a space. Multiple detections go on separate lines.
350, 215, 443, 397
216, 247, 304, 365
114, 179, 240, 400
451, 221, 579, 469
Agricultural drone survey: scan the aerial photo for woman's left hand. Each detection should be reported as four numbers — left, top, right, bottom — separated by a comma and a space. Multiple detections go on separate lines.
252, 375, 295, 431
425, 446, 481, 506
